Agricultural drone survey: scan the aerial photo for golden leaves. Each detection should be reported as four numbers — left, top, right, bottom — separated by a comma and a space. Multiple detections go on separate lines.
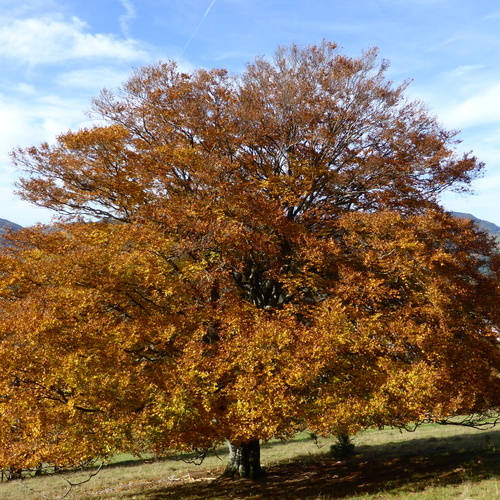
1, 41, 500, 468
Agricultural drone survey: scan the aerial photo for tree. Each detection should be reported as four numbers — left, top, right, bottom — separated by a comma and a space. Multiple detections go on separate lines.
1, 41, 500, 479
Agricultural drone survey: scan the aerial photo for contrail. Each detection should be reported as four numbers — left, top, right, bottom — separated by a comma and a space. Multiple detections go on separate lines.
181, 0, 217, 56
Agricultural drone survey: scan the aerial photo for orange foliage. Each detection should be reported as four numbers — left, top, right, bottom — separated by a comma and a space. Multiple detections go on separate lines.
1, 41, 500, 470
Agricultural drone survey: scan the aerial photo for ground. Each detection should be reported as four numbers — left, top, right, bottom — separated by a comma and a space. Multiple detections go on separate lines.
3, 425, 500, 499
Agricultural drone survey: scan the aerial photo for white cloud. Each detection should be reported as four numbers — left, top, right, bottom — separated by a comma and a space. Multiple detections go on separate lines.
410, 61, 500, 133
0, 6, 152, 227
439, 125, 500, 225
57, 66, 132, 91
0, 90, 91, 226
0, 14, 147, 65
484, 11, 500, 21
446, 64, 486, 79
438, 82, 500, 130
0, 185, 53, 227
118, 0, 136, 38
15, 82, 37, 94
441, 181, 500, 224
0, 0, 60, 17
0, 91, 89, 151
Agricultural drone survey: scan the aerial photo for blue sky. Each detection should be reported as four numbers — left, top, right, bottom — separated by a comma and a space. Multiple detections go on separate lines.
1, 0, 500, 226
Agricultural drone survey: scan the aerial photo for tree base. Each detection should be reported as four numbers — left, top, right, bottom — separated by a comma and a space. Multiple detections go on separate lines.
223, 440, 265, 479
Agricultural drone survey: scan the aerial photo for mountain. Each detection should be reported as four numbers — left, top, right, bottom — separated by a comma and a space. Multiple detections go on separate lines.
0, 219, 23, 247
1, 213, 499, 241
452, 212, 500, 241
0, 218, 22, 235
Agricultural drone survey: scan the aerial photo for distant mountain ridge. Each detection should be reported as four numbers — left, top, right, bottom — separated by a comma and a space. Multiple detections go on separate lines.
452, 212, 500, 241
0, 213, 499, 240
0, 218, 22, 235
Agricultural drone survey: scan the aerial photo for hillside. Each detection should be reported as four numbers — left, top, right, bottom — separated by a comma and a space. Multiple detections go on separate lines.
452, 212, 500, 241
0, 218, 22, 235
1, 213, 499, 239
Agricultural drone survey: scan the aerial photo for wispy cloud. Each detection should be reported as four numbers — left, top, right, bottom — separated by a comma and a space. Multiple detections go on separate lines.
117, 0, 136, 38
444, 84, 500, 128
0, 14, 146, 65
0, 89, 92, 225
0, 89, 90, 153
483, 10, 500, 20
57, 66, 132, 90
446, 64, 486, 78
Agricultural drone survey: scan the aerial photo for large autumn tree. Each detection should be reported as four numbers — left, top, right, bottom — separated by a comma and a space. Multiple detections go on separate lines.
1, 41, 500, 479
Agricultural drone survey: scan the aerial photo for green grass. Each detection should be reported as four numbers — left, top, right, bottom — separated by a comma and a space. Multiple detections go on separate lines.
3, 425, 500, 499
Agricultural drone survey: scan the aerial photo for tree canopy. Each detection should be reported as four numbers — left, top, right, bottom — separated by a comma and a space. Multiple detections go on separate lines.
1, 41, 500, 479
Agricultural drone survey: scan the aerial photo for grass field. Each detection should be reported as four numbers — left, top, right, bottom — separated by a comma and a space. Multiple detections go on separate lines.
3, 423, 500, 499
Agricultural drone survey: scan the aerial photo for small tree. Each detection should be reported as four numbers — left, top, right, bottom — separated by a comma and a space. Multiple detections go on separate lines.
1, 41, 500, 479
330, 434, 355, 459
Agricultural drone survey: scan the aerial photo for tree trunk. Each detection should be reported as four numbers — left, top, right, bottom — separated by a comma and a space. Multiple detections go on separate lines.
223, 439, 264, 479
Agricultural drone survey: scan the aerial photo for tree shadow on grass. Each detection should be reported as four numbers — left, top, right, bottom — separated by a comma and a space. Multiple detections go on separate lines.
118, 431, 500, 499
105, 433, 315, 471
355, 427, 500, 460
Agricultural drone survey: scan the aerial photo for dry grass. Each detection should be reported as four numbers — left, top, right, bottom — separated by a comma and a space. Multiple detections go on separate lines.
2, 425, 500, 499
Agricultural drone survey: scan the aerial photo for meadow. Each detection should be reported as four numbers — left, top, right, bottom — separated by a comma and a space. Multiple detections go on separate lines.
2, 423, 500, 499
